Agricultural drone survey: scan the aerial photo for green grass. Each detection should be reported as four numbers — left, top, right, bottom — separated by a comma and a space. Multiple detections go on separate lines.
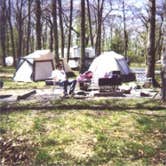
1, 99, 166, 165
0, 66, 166, 165
0, 66, 45, 89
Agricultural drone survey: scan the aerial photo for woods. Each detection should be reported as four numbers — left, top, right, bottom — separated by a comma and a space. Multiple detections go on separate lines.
0, 0, 164, 64
1, 1, 166, 165
0, 0, 166, 98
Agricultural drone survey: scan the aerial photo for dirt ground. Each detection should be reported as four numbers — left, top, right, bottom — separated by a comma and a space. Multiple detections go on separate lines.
0, 85, 161, 103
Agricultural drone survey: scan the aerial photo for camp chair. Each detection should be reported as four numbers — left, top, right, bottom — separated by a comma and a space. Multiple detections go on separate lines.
45, 78, 64, 96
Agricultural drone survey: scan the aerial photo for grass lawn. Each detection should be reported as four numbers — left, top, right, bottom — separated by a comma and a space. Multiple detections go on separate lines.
0, 66, 166, 165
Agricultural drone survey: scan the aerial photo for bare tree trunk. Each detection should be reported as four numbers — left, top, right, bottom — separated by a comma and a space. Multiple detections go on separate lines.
49, 25, 53, 52
6, 25, 10, 55
31, 34, 35, 52
80, 0, 86, 73
8, 0, 16, 66
146, 0, 156, 86
42, 23, 47, 48
58, 0, 64, 58
35, 0, 42, 50
52, 0, 59, 63
26, 0, 33, 54
95, 0, 104, 56
155, 15, 163, 61
86, 0, 94, 47
0, 0, 7, 66
16, 0, 24, 58
122, 0, 128, 59
102, 24, 105, 50
67, 0, 73, 61
46, 17, 53, 52
161, 7, 166, 101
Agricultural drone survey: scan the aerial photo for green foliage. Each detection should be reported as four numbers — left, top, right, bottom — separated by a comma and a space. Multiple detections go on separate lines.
35, 149, 52, 164
127, 51, 145, 64
110, 29, 124, 54
33, 118, 46, 132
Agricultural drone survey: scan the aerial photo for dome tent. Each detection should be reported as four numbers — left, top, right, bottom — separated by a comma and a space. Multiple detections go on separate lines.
88, 51, 135, 86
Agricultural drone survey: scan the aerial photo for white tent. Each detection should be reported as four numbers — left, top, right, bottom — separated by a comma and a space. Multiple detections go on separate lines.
13, 50, 54, 82
88, 51, 135, 86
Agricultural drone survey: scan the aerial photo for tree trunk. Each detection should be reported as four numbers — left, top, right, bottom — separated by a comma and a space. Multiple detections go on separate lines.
161, 9, 166, 101
86, 0, 94, 47
8, 0, 16, 67
58, 0, 64, 58
35, 0, 42, 50
52, 0, 59, 63
95, 0, 104, 56
80, 0, 86, 73
0, 0, 7, 66
15, 0, 24, 59
42, 23, 47, 48
155, 15, 163, 61
49, 25, 53, 52
26, 0, 32, 54
67, 0, 73, 61
122, 0, 128, 59
146, 0, 156, 85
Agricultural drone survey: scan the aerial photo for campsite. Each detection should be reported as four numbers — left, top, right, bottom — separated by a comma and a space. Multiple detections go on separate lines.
1, 55, 166, 165
1, 0, 166, 165
0, 50, 160, 102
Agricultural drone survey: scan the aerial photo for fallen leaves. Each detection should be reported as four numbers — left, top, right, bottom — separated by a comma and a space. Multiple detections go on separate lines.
0, 135, 37, 165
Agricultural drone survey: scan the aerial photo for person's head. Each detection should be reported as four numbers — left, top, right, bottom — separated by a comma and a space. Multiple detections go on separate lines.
59, 59, 63, 65
56, 63, 63, 70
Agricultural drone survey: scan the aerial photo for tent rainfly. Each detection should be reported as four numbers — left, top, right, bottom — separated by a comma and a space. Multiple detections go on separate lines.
13, 50, 54, 82
88, 51, 135, 86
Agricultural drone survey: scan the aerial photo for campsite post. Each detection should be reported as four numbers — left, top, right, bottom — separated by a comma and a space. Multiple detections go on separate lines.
161, 10, 166, 102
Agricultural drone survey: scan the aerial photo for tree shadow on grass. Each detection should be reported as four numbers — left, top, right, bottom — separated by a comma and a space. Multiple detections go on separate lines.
1, 99, 166, 165
0, 98, 166, 118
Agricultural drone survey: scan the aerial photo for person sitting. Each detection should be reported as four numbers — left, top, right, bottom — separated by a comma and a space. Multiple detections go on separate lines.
51, 63, 77, 97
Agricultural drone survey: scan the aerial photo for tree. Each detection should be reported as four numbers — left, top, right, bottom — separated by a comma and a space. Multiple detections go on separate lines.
58, 0, 64, 58
161, 2, 166, 101
15, 0, 26, 59
49, 23, 54, 52
35, 0, 42, 50
146, 0, 156, 86
80, 0, 86, 73
86, 0, 94, 47
52, 0, 59, 63
111, 28, 124, 54
155, 7, 164, 61
26, 0, 33, 54
122, 0, 128, 58
7, 0, 16, 66
67, 0, 73, 61
95, 0, 104, 56
43, 5, 54, 51
0, 0, 7, 66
